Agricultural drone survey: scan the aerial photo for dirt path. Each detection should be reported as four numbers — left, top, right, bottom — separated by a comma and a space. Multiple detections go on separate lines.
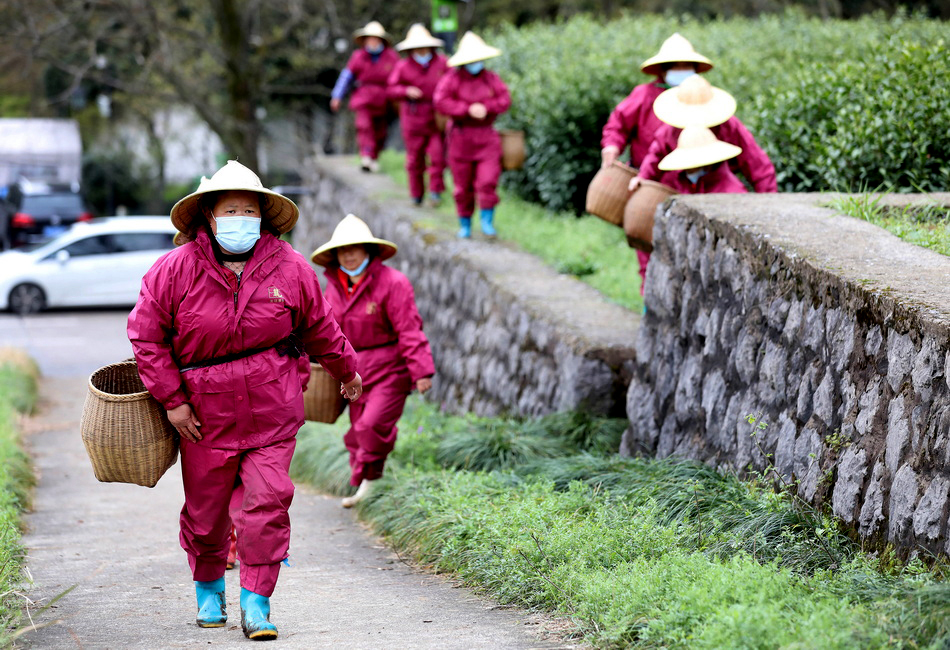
14, 342, 568, 648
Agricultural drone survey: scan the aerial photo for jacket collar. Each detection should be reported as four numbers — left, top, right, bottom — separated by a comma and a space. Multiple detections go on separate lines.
193, 229, 285, 287
325, 256, 383, 313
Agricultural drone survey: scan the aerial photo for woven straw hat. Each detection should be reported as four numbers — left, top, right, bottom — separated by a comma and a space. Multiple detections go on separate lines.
396, 24, 445, 52
447, 32, 502, 67
170, 160, 299, 235
652, 75, 736, 128
640, 33, 713, 77
658, 126, 742, 171
353, 21, 392, 45
310, 214, 397, 267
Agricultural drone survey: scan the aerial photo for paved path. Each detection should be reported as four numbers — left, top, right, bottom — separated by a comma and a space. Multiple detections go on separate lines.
6, 311, 566, 648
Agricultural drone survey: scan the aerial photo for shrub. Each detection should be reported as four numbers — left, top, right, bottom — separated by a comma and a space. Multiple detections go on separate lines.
490, 11, 949, 212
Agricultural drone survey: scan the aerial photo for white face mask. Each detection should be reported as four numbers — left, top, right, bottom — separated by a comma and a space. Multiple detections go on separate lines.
664, 69, 696, 87
685, 169, 708, 184
412, 52, 433, 66
214, 216, 261, 254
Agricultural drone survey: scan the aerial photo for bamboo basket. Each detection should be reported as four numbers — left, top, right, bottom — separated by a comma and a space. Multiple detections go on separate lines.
499, 129, 526, 170
434, 112, 450, 133
303, 362, 346, 424
585, 162, 638, 227
80, 360, 178, 488
622, 180, 678, 252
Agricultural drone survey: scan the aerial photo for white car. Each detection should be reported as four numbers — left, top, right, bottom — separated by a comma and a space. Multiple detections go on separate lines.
0, 216, 177, 314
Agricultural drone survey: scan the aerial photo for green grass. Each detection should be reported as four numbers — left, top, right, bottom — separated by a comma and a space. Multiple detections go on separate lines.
294, 396, 950, 648
0, 350, 39, 643
376, 151, 643, 312
828, 193, 950, 257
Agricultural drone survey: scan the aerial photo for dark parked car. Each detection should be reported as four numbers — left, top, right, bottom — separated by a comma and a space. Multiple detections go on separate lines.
1, 180, 93, 248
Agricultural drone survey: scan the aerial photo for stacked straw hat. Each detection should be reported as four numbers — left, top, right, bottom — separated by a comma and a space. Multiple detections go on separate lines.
658, 126, 742, 172
170, 160, 299, 240
447, 32, 502, 67
640, 33, 713, 76
311, 214, 398, 267
396, 24, 445, 52
652, 75, 736, 129
353, 21, 392, 45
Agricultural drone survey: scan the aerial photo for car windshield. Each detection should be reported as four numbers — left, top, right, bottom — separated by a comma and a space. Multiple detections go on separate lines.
21, 194, 84, 213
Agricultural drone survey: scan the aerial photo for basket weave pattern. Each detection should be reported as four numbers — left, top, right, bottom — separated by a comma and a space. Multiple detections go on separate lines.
585, 161, 638, 226
623, 180, 678, 252
499, 129, 526, 171
80, 361, 178, 488
304, 363, 345, 424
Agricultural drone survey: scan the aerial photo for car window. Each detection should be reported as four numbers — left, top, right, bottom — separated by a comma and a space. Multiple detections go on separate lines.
62, 235, 115, 257
110, 232, 175, 252
21, 194, 85, 213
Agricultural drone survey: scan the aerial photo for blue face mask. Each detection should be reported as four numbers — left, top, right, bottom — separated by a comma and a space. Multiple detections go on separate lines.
464, 61, 485, 75
214, 216, 261, 254
685, 169, 708, 184
340, 256, 370, 277
664, 69, 696, 87
366, 43, 384, 55
412, 52, 433, 66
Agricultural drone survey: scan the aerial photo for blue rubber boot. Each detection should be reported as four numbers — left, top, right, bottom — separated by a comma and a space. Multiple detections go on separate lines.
457, 217, 472, 239
479, 208, 497, 237
195, 578, 226, 628
241, 587, 278, 641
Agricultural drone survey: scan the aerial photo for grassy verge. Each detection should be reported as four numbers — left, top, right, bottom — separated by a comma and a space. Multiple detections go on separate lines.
828, 193, 950, 257
0, 349, 38, 643
293, 397, 950, 648
374, 151, 643, 312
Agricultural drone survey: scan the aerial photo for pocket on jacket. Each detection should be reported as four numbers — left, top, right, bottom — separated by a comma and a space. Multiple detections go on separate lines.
247, 360, 304, 431
182, 365, 236, 434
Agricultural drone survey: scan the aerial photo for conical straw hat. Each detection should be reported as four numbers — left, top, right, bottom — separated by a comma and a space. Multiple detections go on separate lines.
447, 32, 502, 67
658, 126, 742, 171
396, 24, 445, 52
640, 33, 713, 76
652, 75, 736, 128
170, 160, 299, 235
310, 214, 398, 267
353, 21, 392, 45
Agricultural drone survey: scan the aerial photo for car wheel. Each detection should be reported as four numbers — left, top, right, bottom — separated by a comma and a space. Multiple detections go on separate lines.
9, 283, 46, 315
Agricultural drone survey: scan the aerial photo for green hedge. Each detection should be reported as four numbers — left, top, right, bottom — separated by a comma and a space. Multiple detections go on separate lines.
491, 11, 949, 212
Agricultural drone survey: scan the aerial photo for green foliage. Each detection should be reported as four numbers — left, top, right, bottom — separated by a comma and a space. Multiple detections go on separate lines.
489, 11, 950, 212
436, 421, 566, 471
0, 356, 39, 642
828, 193, 950, 256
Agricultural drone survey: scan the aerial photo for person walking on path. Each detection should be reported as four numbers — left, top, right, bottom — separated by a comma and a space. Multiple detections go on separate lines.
388, 24, 449, 208
434, 31, 511, 239
600, 33, 713, 294
331, 21, 400, 172
311, 214, 435, 508
655, 125, 748, 194
128, 160, 363, 641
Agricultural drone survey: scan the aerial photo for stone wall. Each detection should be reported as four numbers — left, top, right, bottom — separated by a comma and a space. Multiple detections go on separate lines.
623, 192, 950, 554
295, 156, 640, 418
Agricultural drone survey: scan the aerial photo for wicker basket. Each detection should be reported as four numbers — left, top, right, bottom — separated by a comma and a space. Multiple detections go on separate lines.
622, 179, 678, 252
499, 129, 526, 170
434, 112, 450, 133
80, 360, 178, 488
585, 162, 638, 227
303, 363, 346, 424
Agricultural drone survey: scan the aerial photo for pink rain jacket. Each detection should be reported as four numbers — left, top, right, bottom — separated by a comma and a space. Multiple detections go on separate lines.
663, 162, 749, 194
387, 54, 449, 133
346, 48, 400, 114
639, 117, 778, 193
128, 230, 358, 449
323, 258, 434, 388
433, 68, 511, 130
600, 81, 667, 168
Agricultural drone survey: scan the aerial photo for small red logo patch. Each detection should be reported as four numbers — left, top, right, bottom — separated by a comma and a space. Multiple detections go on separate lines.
268, 286, 284, 303
366, 302, 378, 315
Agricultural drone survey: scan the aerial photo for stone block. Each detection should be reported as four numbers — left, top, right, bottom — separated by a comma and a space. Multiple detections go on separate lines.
794, 426, 824, 501
733, 324, 761, 385
888, 464, 920, 544
802, 305, 825, 352
885, 397, 910, 475
782, 299, 804, 344
887, 331, 915, 393
855, 377, 883, 437
912, 336, 942, 403
831, 447, 867, 523
702, 369, 728, 443
913, 476, 949, 542
674, 353, 703, 417
760, 340, 788, 404
859, 461, 887, 537
813, 371, 836, 427
825, 308, 856, 373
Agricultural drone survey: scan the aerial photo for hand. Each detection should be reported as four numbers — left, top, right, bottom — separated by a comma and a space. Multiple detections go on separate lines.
601, 146, 619, 169
168, 403, 202, 442
416, 378, 432, 394
628, 175, 642, 193
406, 86, 423, 100
330, 98, 341, 113
468, 102, 487, 119
341, 373, 363, 402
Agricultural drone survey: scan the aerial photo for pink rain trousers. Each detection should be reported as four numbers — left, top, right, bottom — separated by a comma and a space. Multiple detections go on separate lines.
345, 48, 400, 160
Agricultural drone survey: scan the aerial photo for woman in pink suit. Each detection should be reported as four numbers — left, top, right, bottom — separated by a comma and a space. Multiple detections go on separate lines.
600, 33, 713, 294
312, 214, 435, 508
331, 21, 400, 172
129, 161, 362, 640
388, 24, 449, 207
434, 31, 511, 239
655, 126, 748, 195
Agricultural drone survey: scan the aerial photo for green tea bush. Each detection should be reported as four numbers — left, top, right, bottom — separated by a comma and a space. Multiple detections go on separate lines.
491, 11, 949, 211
